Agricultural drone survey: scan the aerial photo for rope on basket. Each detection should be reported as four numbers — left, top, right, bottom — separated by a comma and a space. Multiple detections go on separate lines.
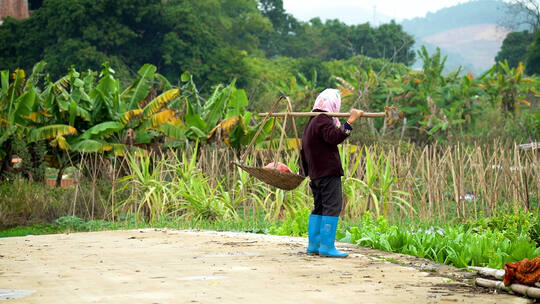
233, 96, 306, 190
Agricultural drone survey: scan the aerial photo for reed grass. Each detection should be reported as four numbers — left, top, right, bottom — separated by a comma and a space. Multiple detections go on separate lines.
89, 141, 540, 223
1, 141, 537, 228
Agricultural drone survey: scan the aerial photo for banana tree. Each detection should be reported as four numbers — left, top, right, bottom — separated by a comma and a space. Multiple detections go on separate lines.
479, 61, 533, 114
275, 71, 321, 114
0, 62, 47, 178
70, 63, 183, 155
387, 47, 447, 142
178, 72, 273, 150
384, 46, 480, 143
335, 64, 390, 135
212, 88, 274, 150
24, 63, 183, 186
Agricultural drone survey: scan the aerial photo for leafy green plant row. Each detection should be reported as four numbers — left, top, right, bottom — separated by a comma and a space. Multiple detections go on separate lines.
337, 212, 540, 269
265, 208, 540, 269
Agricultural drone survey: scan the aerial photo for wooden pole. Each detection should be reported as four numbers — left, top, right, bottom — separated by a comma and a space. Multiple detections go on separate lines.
468, 266, 505, 280
475, 278, 540, 299
257, 112, 386, 118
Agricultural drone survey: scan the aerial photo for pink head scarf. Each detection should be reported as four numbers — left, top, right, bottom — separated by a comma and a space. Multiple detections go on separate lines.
312, 88, 342, 127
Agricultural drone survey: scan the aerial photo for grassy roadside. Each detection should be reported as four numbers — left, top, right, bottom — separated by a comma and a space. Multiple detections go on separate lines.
0, 215, 273, 238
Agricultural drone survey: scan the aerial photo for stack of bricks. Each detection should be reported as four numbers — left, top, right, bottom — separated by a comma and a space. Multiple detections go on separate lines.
0, 0, 29, 21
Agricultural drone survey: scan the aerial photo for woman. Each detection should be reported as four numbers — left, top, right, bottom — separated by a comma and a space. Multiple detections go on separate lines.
301, 88, 363, 258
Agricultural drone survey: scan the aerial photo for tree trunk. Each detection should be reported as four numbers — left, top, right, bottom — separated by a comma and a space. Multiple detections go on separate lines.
55, 165, 66, 188
0, 140, 14, 179
26, 142, 45, 182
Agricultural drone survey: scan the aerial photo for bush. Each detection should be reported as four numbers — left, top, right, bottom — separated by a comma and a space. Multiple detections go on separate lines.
0, 179, 70, 228
467, 211, 540, 247
0, 178, 114, 229
268, 207, 311, 236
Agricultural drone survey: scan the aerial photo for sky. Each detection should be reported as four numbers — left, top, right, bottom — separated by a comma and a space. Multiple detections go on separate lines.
283, 0, 469, 24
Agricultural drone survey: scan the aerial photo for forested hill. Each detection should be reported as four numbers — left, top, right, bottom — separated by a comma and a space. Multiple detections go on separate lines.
401, 0, 508, 38
401, 0, 517, 74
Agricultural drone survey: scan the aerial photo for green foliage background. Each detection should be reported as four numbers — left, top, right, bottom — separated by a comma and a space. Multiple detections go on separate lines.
0, 0, 415, 90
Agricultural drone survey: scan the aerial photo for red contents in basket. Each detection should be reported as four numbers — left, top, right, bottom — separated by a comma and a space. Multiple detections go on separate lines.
264, 162, 292, 173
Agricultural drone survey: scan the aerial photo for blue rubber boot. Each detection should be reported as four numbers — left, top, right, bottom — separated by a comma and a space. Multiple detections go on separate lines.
319, 216, 348, 258
306, 214, 322, 255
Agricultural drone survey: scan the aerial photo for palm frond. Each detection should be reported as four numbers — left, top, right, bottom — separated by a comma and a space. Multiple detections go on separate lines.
72, 139, 113, 153
158, 123, 186, 140
80, 121, 125, 139
138, 109, 176, 130
52, 76, 70, 99
21, 112, 39, 123
155, 73, 172, 91
120, 109, 143, 124
56, 98, 91, 122
142, 89, 180, 119
168, 117, 185, 127
29, 124, 77, 142
50, 135, 71, 150
208, 116, 239, 138
110, 144, 146, 157
121, 64, 157, 109
25, 61, 47, 89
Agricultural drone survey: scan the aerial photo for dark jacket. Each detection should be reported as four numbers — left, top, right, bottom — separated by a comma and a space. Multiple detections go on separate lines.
301, 112, 349, 179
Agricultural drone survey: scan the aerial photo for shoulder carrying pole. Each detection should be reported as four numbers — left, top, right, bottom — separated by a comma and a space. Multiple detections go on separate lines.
258, 105, 403, 127
257, 112, 384, 118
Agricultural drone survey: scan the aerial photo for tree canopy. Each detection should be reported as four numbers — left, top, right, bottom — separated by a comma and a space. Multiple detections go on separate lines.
496, 31, 535, 69
526, 30, 540, 74
496, 0, 540, 75
0, 0, 416, 88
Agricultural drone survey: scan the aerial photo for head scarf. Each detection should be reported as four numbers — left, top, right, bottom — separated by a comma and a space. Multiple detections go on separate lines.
312, 88, 341, 127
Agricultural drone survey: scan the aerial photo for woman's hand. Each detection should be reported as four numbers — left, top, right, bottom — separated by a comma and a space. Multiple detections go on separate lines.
347, 109, 363, 125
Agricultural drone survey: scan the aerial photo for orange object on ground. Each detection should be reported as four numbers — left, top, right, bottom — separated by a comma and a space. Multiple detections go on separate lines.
503, 256, 540, 286
264, 162, 292, 173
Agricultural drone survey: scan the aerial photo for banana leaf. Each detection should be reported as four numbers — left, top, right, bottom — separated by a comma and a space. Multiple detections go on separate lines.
122, 64, 156, 110
80, 121, 125, 139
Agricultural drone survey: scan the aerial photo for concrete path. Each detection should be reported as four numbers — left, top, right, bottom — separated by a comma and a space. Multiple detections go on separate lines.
0, 229, 532, 303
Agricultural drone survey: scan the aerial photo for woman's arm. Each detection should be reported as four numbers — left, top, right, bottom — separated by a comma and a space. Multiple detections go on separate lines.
318, 109, 364, 145
347, 109, 364, 125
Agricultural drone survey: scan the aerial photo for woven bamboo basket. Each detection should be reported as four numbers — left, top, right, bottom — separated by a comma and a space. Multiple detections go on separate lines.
232, 162, 305, 190
232, 96, 306, 190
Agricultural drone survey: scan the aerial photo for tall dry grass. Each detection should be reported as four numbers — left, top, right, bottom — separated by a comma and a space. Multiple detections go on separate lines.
194, 142, 539, 222
4, 142, 536, 227
362, 143, 539, 222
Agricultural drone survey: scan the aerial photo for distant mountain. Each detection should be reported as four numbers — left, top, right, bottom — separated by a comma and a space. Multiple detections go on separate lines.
423, 24, 510, 72
400, 0, 524, 74
401, 0, 508, 37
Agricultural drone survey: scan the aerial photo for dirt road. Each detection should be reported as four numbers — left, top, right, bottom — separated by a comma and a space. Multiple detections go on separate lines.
0, 229, 532, 303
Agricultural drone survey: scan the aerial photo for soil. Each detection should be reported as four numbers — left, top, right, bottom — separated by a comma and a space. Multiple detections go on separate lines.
0, 229, 534, 303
